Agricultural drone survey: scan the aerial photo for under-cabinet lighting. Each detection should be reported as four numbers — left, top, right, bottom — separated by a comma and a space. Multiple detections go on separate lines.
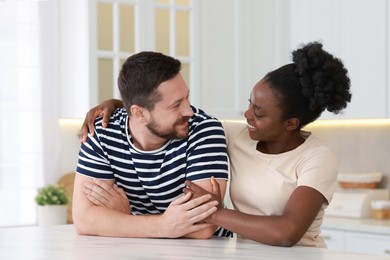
221, 118, 390, 128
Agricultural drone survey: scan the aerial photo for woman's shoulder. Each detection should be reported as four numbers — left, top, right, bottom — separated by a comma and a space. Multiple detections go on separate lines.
222, 120, 247, 131
300, 131, 337, 160
221, 120, 249, 143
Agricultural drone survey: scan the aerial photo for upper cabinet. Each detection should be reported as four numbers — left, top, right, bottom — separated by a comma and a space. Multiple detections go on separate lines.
289, 0, 389, 119
197, 0, 390, 120
196, 0, 291, 119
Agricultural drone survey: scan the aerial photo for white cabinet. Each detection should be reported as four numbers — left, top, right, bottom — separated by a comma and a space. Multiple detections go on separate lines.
321, 229, 345, 251
322, 228, 390, 256
344, 232, 390, 256
198, 0, 390, 120
289, 0, 389, 119
198, 0, 291, 119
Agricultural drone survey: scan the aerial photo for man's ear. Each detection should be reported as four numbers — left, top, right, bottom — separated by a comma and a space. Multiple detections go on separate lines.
130, 105, 147, 123
285, 118, 300, 131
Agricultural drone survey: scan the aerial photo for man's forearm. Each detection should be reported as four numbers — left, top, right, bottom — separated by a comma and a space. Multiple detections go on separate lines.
74, 205, 161, 238
73, 191, 219, 238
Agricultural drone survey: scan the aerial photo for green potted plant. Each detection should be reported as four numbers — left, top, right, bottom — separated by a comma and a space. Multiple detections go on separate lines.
35, 184, 69, 226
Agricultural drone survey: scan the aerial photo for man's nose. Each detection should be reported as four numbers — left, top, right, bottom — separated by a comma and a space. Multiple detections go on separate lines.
182, 99, 194, 117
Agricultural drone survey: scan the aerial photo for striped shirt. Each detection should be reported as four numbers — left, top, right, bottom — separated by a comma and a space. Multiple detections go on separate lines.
76, 106, 229, 216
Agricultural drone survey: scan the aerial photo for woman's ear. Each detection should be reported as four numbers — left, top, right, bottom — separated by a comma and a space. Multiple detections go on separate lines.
285, 118, 300, 131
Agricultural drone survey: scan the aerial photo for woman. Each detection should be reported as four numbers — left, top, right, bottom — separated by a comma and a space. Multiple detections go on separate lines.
80, 42, 351, 247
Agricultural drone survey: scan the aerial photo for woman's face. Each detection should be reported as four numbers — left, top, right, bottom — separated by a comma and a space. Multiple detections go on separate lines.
244, 79, 287, 142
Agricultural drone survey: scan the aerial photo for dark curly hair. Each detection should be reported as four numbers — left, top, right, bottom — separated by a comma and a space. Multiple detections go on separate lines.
118, 51, 181, 113
263, 41, 352, 128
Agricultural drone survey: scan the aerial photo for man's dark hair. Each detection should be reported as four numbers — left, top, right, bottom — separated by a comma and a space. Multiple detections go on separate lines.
118, 51, 181, 113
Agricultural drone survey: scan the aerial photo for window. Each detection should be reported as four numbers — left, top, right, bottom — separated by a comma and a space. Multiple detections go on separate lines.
90, 0, 198, 105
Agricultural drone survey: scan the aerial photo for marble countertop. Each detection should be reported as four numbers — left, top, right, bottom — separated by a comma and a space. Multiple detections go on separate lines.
323, 216, 390, 235
1, 224, 390, 259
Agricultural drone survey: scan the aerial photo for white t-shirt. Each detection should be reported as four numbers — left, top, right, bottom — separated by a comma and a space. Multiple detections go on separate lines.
223, 121, 338, 247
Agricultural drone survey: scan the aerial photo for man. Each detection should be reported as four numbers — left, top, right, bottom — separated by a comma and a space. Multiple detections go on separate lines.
73, 51, 229, 238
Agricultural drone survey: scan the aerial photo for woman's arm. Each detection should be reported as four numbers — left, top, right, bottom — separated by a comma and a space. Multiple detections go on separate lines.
185, 181, 325, 247
80, 99, 124, 143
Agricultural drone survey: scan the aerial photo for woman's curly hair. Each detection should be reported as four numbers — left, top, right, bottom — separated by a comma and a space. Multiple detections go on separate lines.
263, 41, 352, 127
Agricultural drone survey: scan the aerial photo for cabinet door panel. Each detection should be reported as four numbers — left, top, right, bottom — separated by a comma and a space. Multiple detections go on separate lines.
321, 228, 345, 251
199, 0, 290, 119
201, 0, 389, 119
290, 0, 388, 119
345, 232, 390, 256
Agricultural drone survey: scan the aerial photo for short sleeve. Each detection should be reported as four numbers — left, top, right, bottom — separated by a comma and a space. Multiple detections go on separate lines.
186, 118, 229, 182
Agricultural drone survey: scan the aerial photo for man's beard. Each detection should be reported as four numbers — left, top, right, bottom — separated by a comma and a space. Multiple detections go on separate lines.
146, 116, 190, 140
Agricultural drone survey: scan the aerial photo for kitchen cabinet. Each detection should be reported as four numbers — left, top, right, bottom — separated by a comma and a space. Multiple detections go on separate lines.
198, 0, 390, 120
322, 217, 390, 256
344, 232, 390, 256
322, 228, 390, 256
289, 0, 389, 119
321, 229, 345, 251
197, 0, 291, 119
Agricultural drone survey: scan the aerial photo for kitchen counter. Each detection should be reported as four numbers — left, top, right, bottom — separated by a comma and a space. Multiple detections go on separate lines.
1, 224, 390, 259
323, 216, 390, 235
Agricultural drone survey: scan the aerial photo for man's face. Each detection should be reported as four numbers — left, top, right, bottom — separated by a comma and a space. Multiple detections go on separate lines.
145, 73, 194, 140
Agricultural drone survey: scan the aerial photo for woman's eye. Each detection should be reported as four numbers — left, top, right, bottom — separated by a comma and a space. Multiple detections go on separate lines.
254, 112, 263, 118
253, 107, 263, 118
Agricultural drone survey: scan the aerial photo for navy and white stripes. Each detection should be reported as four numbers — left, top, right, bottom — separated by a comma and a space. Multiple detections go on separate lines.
76, 106, 229, 217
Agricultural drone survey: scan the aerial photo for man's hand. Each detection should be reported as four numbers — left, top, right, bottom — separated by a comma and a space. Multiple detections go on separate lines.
159, 192, 219, 238
80, 99, 124, 143
183, 177, 222, 208
83, 178, 131, 214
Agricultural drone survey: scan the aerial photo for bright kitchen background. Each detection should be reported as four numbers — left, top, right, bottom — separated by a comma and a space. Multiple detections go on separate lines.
1, 0, 390, 227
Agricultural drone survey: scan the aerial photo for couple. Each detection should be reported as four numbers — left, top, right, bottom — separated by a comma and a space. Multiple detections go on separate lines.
73, 41, 351, 247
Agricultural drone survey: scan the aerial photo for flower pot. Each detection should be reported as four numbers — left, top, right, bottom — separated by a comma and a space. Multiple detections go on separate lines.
37, 205, 67, 226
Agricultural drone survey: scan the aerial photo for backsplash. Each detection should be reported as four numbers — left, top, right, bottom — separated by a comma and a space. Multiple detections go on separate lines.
304, 119, 390, 190
58, 119, 390, 190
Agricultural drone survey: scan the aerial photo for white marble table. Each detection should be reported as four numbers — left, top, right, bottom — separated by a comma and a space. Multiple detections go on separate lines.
1, 225, 389, 259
